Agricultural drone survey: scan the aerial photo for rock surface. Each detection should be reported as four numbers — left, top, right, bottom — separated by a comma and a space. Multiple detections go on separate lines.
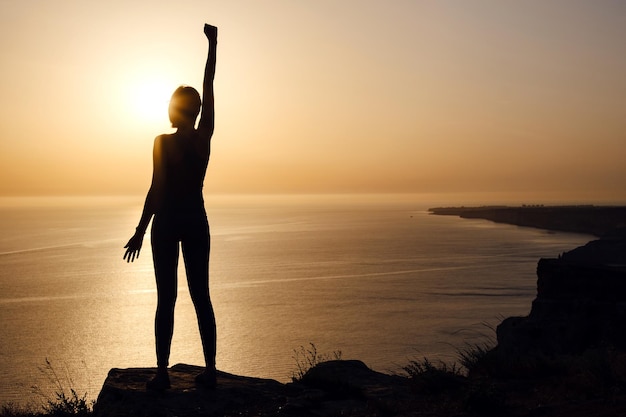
94, 364, 285, 417
94, 360, 413, 417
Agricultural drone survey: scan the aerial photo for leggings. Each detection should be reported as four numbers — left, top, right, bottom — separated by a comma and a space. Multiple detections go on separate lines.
151, 209, 216, 368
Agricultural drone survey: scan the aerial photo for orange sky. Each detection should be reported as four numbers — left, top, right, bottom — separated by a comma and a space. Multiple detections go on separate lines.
1, 1, 625, 202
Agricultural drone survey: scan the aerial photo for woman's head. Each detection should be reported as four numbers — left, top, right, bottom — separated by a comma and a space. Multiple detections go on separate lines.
168, 86, 201, 128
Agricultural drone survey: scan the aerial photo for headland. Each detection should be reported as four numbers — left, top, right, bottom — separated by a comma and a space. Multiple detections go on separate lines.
429, 205, 626, 237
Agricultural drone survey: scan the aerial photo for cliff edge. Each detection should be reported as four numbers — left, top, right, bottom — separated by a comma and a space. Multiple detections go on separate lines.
497, 235, 626, 356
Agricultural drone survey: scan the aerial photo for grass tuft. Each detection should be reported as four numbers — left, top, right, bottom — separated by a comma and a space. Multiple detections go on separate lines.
0, 359, 96, 417
402, 357, 466, 395
291, 343, 342, 382
456, 341, 496, 375
33, 359, 93, 417
40, 389, 91, 417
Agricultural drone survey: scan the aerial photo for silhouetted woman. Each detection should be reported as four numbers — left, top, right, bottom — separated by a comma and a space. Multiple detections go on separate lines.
124, 23, 218, 390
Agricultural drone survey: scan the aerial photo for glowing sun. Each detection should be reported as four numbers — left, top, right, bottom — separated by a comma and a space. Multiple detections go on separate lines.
129, 75, 177, 126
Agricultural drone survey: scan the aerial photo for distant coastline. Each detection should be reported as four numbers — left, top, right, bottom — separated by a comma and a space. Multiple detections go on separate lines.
429, 205, 626, 237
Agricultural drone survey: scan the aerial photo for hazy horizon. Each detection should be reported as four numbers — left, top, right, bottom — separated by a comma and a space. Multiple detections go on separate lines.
1, 191, 624, 209
1, 1, 625, 201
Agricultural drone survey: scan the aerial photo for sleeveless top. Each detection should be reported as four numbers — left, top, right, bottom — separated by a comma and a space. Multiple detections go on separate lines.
156, 132, 209, 215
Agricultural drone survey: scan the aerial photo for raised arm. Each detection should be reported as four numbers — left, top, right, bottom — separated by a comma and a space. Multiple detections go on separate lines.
198, 24, 217, 139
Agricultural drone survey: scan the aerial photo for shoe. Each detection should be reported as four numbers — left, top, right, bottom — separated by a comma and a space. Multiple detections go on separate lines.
146, 371, 171, 391
194, 368, 217, 389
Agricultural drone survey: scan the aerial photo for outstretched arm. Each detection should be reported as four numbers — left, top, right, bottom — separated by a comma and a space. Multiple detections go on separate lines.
123, 136, 164, 262
198, 24, 217, 140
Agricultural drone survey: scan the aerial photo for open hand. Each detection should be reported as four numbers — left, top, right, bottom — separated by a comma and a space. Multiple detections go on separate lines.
204, 24, 217, 41
123, 232, 144, 263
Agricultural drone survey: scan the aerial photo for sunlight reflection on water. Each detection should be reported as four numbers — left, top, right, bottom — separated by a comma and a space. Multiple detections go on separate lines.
0, 194, 594, 405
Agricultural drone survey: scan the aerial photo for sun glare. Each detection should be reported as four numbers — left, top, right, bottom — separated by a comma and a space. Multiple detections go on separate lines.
129, 75, 176, 126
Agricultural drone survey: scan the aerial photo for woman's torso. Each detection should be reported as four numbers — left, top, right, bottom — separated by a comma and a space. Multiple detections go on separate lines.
158, 130, 209, 214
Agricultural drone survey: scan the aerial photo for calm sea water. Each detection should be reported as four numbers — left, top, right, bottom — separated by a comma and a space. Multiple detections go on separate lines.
0, 194, 593, 406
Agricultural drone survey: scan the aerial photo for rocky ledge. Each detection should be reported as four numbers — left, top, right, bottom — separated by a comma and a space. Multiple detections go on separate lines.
94, 360, 412, 417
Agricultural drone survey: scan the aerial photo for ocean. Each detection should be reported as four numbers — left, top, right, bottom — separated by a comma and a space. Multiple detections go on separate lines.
0, 194, 593, 406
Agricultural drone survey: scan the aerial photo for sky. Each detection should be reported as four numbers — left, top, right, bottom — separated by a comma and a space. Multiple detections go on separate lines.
1, 0, 625, 202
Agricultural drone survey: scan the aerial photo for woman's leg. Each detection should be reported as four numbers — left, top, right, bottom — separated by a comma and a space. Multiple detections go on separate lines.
181, 214, 216, 371
151, 219, 180, 371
